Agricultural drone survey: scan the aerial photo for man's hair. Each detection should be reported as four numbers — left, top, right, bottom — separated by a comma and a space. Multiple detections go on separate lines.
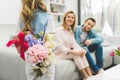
85, 18, 96, 23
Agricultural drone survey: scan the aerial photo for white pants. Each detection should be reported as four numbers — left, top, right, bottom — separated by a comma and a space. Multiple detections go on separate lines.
25, 54, 55, 80
56, 53, 89, 70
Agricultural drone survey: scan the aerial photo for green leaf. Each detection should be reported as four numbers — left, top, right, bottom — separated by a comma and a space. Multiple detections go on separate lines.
34, 34, 40, 39
34, 69, 43, 77
114, 49, 120, 56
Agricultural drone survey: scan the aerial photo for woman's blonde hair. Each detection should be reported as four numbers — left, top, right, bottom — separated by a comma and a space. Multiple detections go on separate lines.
20, 0, 47, 32
62, 11, 76, 32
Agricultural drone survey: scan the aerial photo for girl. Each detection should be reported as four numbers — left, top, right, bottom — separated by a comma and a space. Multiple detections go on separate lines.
19, 0, 56, 80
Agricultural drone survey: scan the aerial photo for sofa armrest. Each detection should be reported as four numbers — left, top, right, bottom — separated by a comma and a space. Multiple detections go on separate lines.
108, 36, 120, 45
0, 46, 26, 80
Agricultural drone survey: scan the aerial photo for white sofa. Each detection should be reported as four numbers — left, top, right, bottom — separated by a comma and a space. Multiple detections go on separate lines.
0, 24, 120, 80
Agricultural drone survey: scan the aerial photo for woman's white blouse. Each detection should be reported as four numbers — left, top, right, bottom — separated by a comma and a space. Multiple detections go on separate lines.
55, 26, 82, 55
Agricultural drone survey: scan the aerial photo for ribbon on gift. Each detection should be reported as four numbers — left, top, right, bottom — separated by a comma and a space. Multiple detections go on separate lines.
6, 32, 28, 60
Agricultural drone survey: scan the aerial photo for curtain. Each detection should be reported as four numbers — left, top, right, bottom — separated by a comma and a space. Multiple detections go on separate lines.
81, 0, 120, 35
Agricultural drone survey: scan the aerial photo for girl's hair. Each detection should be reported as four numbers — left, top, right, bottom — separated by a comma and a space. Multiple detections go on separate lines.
20, 0, 47, 32
62, 11, 76, 32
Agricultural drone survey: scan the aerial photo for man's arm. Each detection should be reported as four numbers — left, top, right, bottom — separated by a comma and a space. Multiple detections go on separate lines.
74, 26, 81, 45
88, 30, 103, 44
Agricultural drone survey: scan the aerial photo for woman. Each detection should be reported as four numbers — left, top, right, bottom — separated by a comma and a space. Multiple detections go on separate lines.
54, 11, 92, 80
19, 0, 55, 80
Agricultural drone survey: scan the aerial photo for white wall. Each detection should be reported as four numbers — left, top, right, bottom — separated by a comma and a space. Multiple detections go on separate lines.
0, 0, 78, 24
65, 0, 78, 24
0, 0, 21, 24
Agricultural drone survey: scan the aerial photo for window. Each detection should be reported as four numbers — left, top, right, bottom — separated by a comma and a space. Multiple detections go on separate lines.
79, 0, 120, 35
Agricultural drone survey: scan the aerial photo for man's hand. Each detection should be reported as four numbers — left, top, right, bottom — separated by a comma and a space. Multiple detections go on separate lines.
84, 39, 92, 46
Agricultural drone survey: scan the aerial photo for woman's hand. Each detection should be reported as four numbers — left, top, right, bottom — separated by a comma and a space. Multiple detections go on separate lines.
68, 48, 86, 56
76, 48, 86, 56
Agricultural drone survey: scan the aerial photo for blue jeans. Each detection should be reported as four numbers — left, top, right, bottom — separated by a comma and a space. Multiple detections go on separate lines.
83, 44, 103, 73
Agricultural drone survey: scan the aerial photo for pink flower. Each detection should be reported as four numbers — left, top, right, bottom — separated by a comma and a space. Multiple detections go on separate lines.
118, 47, 120, 52
26, 44, 49, 64
109, 51, 115, 57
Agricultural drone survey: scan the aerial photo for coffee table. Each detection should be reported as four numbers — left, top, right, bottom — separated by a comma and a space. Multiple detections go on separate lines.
88, 64, 120, 80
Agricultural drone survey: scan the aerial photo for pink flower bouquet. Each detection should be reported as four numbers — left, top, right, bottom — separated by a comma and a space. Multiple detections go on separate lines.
26, 44, 49, 77
6, 31, 56, 78
25, 33, 55, 77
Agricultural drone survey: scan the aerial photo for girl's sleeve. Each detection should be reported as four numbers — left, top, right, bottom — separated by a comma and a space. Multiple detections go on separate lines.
45, 16, 56, 34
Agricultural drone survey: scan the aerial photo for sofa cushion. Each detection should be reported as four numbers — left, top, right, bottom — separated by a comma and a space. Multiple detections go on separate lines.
108, 36, 120, 45
98, 33, 111, 47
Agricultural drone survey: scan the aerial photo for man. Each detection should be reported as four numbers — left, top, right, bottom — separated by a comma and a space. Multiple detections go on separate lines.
74, 18, 104, 74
